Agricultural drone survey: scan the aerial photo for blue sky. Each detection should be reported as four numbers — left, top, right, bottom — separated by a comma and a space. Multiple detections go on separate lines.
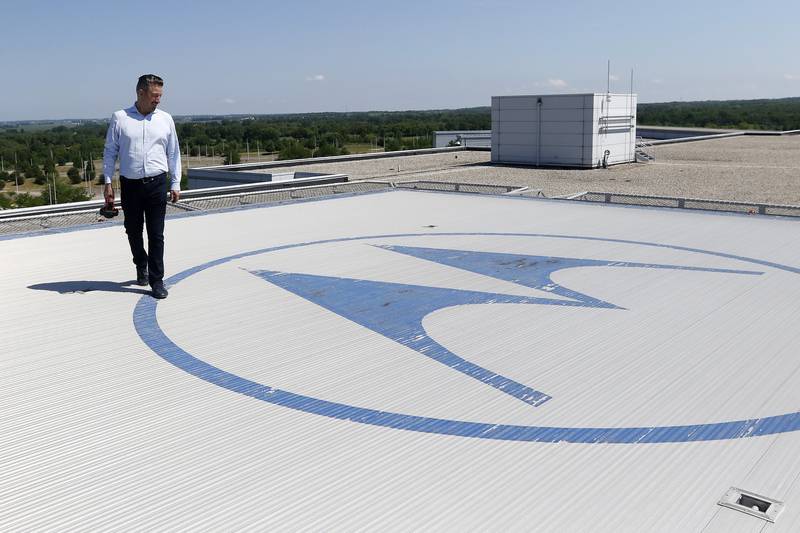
1, 0, 798, 120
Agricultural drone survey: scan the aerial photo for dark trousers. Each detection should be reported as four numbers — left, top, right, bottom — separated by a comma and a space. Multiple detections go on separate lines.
120, 174, 168, 284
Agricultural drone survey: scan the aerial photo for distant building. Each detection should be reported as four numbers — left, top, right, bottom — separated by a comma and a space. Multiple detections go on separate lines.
433, 130, 491, 148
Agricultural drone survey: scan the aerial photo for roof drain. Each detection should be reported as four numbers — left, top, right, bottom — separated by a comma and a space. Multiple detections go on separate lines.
717, 487, 785, 523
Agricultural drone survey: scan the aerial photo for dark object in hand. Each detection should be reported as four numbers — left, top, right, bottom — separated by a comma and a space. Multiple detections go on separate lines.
99, 202, 119, 218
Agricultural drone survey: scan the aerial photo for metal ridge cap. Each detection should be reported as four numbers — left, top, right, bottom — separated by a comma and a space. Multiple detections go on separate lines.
0, 198, 106, 219
180, 174, 349, 199
576, 191, 800, 210
179, 180, 390, 204
190, 146, 468, 171
0, 176, 353, 220
393, 180, 523, 192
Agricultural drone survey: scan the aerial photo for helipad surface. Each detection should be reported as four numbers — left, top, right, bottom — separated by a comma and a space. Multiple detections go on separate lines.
3, 189, 800, 531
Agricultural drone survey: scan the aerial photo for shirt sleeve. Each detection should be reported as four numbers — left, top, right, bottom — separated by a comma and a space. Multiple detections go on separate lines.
102, 113, 120, 184
166, 116, 182, 191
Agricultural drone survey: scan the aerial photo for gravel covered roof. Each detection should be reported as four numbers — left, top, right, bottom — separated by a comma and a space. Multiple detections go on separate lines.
253, 135, 800, 205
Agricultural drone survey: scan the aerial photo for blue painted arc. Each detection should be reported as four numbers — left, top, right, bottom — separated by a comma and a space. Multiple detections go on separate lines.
132, 232, 800, 444
375, 244, 763, 306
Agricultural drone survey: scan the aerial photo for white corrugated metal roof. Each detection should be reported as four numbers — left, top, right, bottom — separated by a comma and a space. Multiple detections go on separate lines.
3, 190, 800, 530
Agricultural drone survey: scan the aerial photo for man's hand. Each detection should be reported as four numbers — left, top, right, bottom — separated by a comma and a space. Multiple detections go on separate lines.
170, 190, 180, 203
104, 183, 114, 204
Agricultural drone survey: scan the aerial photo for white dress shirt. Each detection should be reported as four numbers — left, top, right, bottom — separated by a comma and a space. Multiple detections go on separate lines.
103, 104, 182, 191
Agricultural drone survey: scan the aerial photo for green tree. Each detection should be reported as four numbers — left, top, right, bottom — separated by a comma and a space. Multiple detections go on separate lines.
85, 159, 97, 182
14, 193, 46, 208
279, 142, 312, 160
43, 158, 57, 179
384, 137, 402, 152
67, 165, 82, 184
26, 164, 45, 185
41, 177, 92, 205
223, 147, 241, 165
316, 143, 340, 157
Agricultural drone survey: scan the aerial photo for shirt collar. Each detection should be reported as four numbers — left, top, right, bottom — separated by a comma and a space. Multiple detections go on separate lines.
127, 103, 159, 118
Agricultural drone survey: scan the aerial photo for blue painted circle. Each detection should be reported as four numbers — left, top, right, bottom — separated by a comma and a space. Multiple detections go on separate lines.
134, 233, 800, 444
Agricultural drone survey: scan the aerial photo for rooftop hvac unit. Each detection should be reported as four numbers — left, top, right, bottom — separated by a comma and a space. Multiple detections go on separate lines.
491, 93, 637, 168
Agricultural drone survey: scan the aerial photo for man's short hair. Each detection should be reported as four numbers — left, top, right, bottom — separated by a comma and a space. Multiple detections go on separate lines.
137, 74, 164, 93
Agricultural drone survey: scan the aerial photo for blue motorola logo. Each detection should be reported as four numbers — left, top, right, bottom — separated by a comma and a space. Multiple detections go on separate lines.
134, 232, 800, 444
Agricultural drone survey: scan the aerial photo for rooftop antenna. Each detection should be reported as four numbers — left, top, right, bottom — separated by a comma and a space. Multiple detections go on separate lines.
629, 68, 635, 160
607, 59, 611, 96
630, 68, 634, 96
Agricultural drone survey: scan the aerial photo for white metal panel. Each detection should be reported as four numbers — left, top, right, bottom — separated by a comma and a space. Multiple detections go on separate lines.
594, 93, 637, 165
493, 93, 636, 167
540, 121, 587, 135
498, 133, 590, 147
494, 108, 589, 124
3, 191, 800, 530
495, 144, 585, 165
494, 95, 541, 109
495, 94, 583, 166
494, 108, 540, 122
541, 108, 588, 122
496, 94, 592, 110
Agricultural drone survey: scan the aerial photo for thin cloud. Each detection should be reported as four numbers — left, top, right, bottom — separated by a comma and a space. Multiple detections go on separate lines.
222, 97, 236, 104
534, 79, 568, 89
609, 75, 620, 82
651, 79, 664, 84
784, 74, 800, 80
306, 74, 325, 82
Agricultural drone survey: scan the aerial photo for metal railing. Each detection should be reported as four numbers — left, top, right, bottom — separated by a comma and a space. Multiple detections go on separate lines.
0, 180, 388, 236
635, 136, 656, 162
566, 191, 800, 218
4, 180, 799, 237
392, 180, 528, 195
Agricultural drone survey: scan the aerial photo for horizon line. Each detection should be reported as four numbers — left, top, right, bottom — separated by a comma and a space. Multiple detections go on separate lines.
2, 95, 799, 124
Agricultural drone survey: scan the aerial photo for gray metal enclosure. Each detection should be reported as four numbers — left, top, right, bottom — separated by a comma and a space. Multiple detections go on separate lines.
491, 93, 637, 168
433, 130, 492, 148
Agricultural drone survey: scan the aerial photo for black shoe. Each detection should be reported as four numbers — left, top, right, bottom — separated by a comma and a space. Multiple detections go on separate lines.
136, 267, 148, 286
151, 283, 169, 299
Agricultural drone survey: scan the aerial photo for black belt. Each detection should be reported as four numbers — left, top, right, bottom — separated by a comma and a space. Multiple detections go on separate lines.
122, 173, 166, 184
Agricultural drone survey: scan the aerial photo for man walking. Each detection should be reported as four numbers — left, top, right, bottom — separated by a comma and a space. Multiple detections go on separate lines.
103, 74, 182, 299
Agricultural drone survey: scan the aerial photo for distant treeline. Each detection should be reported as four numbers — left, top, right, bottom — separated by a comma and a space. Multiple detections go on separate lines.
637, 97, 800, 131
1, 97, 799, 207
171, 108, 492, 159
0, 107, 491, 174
2, 98, 799, 172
